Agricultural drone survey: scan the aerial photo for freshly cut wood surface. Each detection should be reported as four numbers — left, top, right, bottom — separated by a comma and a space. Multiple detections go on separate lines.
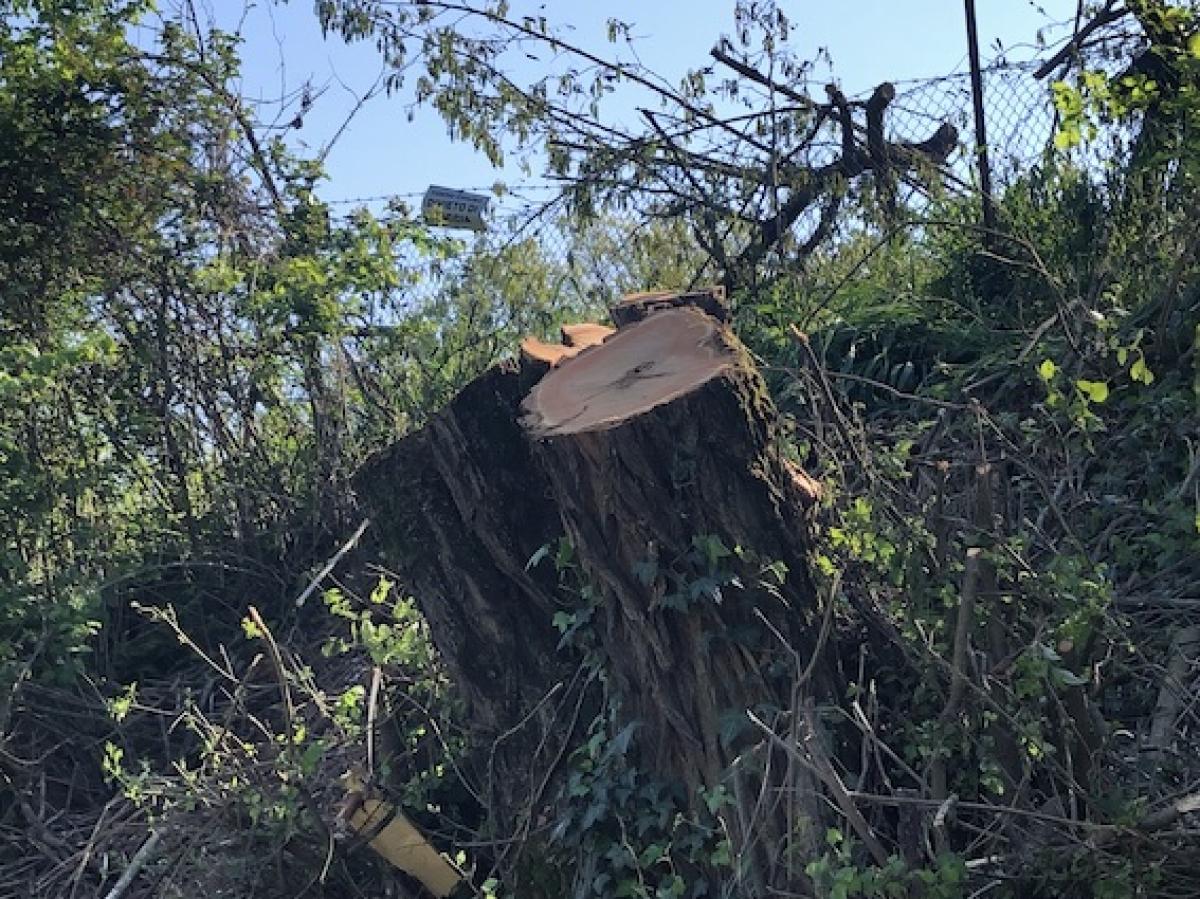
520, 322, 614, 371
519, 336, 578, 368
347, 798, 462, 897
522, 308, 734, 437
560, 322, 614, 348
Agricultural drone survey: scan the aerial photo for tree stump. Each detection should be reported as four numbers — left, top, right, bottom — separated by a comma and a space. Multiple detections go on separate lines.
521, 307, 827, 793
359, 298, 832, 874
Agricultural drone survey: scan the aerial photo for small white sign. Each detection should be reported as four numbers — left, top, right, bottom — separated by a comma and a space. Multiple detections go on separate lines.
421, 185, 490, 231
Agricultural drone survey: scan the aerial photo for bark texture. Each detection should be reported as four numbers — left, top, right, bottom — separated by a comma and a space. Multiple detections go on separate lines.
358, 301, 830, 862
354, 362, 573, 827
522, 309, 825, 790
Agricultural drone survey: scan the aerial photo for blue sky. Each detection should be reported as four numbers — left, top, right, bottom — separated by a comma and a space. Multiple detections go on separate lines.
191, 0, 1079, 209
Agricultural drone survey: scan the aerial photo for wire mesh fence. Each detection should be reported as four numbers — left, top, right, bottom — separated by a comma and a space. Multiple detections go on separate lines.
887, 62, 1058, 185
393, 60, 1061, 309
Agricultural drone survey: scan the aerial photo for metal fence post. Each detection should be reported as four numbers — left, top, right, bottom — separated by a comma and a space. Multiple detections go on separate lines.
964, 0, 998, 240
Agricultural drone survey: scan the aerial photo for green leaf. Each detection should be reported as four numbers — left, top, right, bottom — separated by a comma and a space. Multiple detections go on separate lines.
1130, 356, 1155, 385
763, 559, 789, 585
1075, 379, 1109, 403
710, 840, 732, 867
1053, 667, 1088, 687
1038, 359, 1057, 381
369, 576, 393, 605
614, 877, 640, 898
657, 875, 685, 898
299, 739, 325, 776
638, 843, 664, 867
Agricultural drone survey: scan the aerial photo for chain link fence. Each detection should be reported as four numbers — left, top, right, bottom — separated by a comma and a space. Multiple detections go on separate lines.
886, 62, 1057, 186
389, 60, 1060, 308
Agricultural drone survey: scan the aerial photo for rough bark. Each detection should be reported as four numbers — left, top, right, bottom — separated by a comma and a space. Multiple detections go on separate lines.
522, 308, 827, 793
610, 286, 730, 327
359, 300, 831, 873
354, 361, 575, 830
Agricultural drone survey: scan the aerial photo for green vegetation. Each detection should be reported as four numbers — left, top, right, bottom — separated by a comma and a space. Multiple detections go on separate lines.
3, 0, 1200, 897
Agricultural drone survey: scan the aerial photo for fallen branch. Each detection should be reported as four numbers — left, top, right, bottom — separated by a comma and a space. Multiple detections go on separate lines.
102, 830, 163, 899
1147, 625, 1200, 756
294, 518, 371, 608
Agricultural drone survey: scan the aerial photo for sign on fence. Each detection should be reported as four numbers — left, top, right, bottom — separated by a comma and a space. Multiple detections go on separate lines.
421, 185, 490, 231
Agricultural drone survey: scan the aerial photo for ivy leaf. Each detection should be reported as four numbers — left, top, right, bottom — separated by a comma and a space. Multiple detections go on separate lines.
638, 843, 664, 867
710, 840, 733, 867
608, 721, 639, 759
632, 558, 658, 585
1053, 668, 1088, 688
580, 797, 608, 831
718, 709, 749, 749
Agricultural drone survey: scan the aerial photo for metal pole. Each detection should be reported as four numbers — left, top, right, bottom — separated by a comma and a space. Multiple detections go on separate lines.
964, 0, 997, 239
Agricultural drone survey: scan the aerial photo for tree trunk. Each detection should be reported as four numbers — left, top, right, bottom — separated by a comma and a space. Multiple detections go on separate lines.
522, 308, 826, 791
354, 361, 576, 831
358, 301, 833, 879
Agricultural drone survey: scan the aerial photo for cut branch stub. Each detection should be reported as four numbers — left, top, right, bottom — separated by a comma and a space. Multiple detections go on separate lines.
519, 323, 613, 372
560, 322, 614, 347
610, 286, 729, 327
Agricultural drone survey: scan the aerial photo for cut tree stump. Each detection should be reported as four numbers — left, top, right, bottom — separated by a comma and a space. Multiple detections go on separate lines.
521, 308, 826, 791
357, 293, 831, 867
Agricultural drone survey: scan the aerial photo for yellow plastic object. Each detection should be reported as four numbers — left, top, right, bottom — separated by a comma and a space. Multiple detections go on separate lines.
347, 798, 462, 897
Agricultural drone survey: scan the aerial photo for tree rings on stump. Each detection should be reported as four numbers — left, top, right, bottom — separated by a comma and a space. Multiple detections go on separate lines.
522, 308, 738, 437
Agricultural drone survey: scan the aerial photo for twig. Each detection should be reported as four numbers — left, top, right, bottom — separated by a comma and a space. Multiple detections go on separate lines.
710, 44, 823, 111
102, 829, 163, 899
69, 799, 121, 899
789, 325, 872, 478
944, 548, 983, 724
131, 603, 238, 683
754, 571, 839, 691
366, 665, 382, 781
295, 518, 371, 608
246, 607, 294, 743
747, 707, 891, 867
930, 547, 983, 837
1033, 3, 1128, 79
847, 792, 1108, 833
